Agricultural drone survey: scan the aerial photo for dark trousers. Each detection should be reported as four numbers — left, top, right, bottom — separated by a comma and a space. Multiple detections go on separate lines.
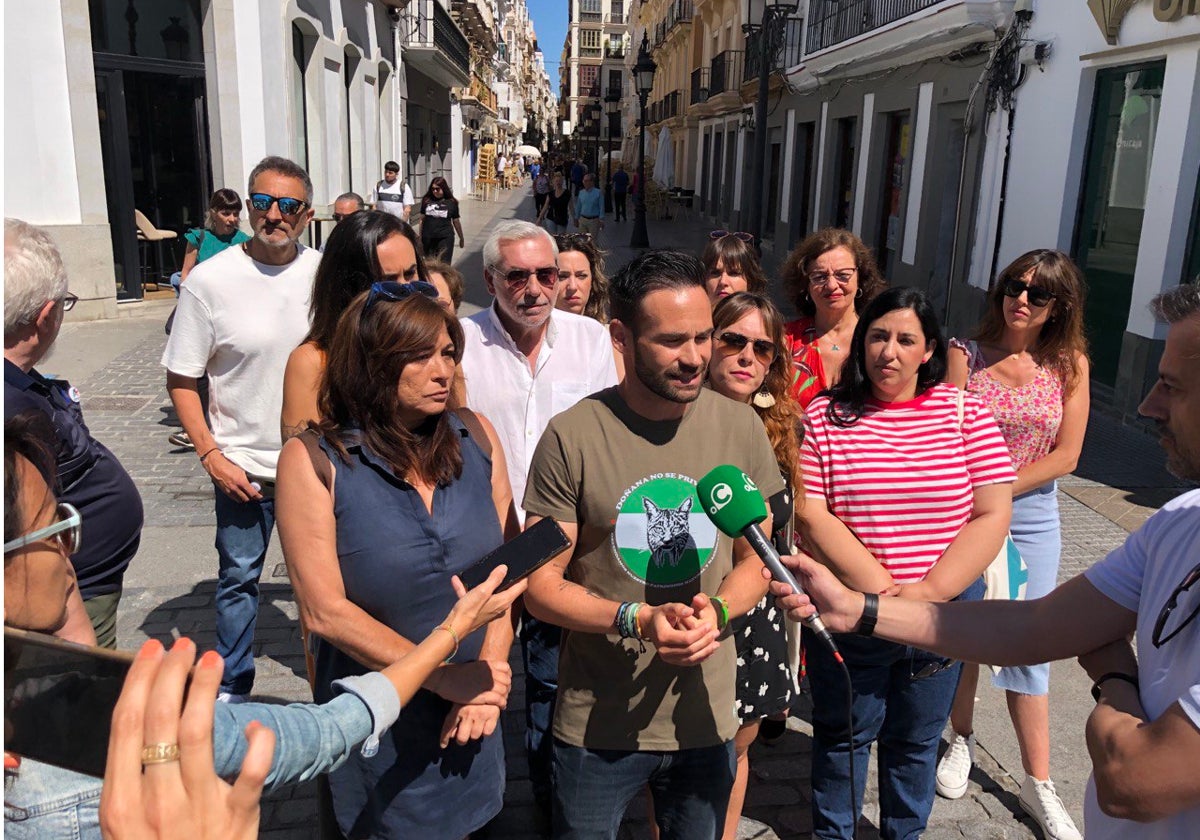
534, 192, 549, 217
613, 192, 628, 221
520, 612, 562, 809
422, 234, 455, 264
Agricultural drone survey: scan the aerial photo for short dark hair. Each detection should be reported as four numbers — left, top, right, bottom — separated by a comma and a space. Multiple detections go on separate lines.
334, 192, 365, 209
247, 155, 313, 205
1150, 283, 1200, 325
609, 250, 706, 329
384, 160, 400, 173
825, 286, 946, 427
701, 234, 767, 295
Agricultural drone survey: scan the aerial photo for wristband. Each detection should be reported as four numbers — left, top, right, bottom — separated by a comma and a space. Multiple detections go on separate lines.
1091, 671, 1138, 702
198, 447, 221, 464
856, 593, 879, 637
710, 595, 730, 631
434, 624, 460, 663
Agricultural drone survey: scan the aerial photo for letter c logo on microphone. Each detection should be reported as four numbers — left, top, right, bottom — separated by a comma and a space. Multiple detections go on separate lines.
708, 482, 733, 515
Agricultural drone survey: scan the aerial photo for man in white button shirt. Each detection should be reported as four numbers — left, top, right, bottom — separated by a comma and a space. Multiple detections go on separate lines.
459, 219, 617, 826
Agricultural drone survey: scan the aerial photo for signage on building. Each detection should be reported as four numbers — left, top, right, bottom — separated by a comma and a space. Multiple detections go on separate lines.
1088, 0, 1200, 44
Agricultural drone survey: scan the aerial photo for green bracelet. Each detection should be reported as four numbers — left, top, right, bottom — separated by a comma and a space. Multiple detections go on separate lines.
711, 595, 730, 631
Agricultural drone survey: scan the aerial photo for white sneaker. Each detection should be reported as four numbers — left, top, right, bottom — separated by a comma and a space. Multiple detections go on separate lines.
935, 732, 975, 799
1019, 776, 1082, 840
216, 691, 250, 705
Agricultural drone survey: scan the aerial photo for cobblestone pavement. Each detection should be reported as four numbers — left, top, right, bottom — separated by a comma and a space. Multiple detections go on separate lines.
48, 186, 1191, 838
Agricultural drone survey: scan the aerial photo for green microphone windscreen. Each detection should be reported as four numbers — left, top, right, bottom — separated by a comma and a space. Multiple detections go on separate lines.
696, 465, 768, 537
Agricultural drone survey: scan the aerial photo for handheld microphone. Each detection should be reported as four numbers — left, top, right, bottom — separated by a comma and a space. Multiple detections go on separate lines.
696, 465, 840, 655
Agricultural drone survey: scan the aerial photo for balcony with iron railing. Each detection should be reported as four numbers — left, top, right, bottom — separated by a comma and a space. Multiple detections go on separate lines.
690, 66, 710, 104
743, 17, 803, 78
709, 49, 744, 97
605, 42, 626, 59
403, 0, 471, 86
805, 0, 944, 53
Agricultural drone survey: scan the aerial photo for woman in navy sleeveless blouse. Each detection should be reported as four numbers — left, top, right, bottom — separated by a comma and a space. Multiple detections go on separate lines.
276, 284, 519, 839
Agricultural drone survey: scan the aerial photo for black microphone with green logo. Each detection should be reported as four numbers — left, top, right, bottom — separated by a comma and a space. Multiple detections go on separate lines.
697, 464, 840, 657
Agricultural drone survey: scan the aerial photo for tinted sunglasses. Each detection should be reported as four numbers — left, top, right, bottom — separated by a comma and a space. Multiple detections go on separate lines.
909, 654, 956, 681
808, 268, 857, 287
3, 502, 83, 557
1152, 562, 1200, 648
710, 230, 754, 243
362, 280, 439, 315
491, 266, 560, 289
1001, 277, 1056, 308
248, 193, 308, 216
716, 331, 777, 364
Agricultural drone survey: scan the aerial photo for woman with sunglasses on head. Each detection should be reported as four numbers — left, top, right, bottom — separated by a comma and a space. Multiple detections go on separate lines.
275, 285, 520, 840
536, 172, 574, 235
701, 231, 768, 304
705, 293, 801, 840
935, 251, 1090, 840
780, 228, 888, 410
2, 411, 524, 840
416, 177, 465, 264
280, 211, 428, 442
798, 287, 1015, 840
554, 232, 609, 322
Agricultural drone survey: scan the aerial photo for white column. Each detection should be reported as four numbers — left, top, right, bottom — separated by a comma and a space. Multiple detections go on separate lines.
902, 82, 934, 265
851, 93, 874, 236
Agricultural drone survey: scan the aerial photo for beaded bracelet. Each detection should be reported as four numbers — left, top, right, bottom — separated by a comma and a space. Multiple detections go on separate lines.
615, 601, 645, 640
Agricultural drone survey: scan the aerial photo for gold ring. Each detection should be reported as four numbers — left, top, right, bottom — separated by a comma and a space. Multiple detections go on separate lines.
141, 743, 181, 764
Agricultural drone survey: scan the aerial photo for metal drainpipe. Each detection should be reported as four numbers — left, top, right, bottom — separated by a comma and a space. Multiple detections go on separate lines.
391, 6, 405, 176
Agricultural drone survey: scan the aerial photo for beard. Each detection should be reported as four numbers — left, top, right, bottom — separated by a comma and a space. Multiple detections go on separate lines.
632, 350, 706, 405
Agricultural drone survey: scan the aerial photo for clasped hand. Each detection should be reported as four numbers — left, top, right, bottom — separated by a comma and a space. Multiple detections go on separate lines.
642, 594, 722, 667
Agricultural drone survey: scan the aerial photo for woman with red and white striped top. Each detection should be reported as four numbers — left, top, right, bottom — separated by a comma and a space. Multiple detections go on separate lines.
797, 287, 1015, 839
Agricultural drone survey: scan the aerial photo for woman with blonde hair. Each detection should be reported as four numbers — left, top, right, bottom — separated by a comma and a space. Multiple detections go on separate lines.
939, 250, 1090, 840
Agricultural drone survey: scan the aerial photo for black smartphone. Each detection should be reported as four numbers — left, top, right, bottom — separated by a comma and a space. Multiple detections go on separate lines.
458, 517, 572, 592
4, 627, 135, 778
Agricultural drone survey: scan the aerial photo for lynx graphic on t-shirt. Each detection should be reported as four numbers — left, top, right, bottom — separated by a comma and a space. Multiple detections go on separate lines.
612, 474, 719, 587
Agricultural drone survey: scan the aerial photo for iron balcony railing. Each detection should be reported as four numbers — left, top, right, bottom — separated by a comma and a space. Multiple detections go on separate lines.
806, 0, 942, 53
744, 16, 805, 77
709, 49, 744, 97
432, 0, 470, 75
690, 66, 710, 103
605, 42, 626, 59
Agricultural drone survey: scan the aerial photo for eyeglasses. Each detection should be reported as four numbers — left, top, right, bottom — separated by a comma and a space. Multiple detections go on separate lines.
1001, 277, 1056, 308
1153, 562, 1200, 648
362, 280, 439, 315
710, 230, 754, 243
909, 654, 956, 681
716, 331, 777, 365
332, 212, 356, 222
60, 293, 78, 312
248, 193, 309, 216
490, 265, 560, 289
3, 502, 83, 557
808, 269, 857, 287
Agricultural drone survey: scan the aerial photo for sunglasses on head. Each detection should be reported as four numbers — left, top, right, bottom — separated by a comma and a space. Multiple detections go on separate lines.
362, 280, 440, 315
248, 193, 308, 216
491, 266, 560, 289
710, 230, 754, 243
1001, 277, 1056, 308
3, 502, 83, 557
555, 233, 594, 247
716, 331, 777, 364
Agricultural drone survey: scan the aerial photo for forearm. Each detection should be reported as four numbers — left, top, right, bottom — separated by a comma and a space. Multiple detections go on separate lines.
525, 575, 620, 635
476, 609, 515, 663
1086, 682, 1159, 820
452, 219, 464, 240
1012, 450, 1078, 497
904, 509, 1009, 601
303, 596, 417, 672
167, 375, 217, 455
798, 509, 894, 593
717, 553, 769, 618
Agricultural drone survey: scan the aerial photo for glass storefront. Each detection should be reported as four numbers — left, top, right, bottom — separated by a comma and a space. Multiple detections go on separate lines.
1072, 61, 1166, 385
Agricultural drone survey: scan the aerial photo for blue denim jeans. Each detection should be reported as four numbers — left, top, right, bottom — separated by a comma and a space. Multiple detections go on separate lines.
4, 759, 102, 840
213, 489, 275, 695
806, 577, 985, 840
520, 611, 561, 806
552, 738, 735, 840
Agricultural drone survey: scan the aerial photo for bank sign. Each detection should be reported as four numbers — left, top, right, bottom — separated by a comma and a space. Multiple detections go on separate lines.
1089, 0, 1200, 44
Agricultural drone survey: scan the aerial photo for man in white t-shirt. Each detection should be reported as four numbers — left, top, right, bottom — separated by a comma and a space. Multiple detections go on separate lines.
459, 219, 617, 822
162, 155, 319, 702
372, 160, 414, 221
772, 283, 1200, 840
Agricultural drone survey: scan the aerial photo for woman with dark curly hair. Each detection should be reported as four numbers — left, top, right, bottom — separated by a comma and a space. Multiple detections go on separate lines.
416, 177, 465, 263
780, 228, 887, 409
554, 232, 609, 323
706, 292, 800, 840
701, 231, 768, 304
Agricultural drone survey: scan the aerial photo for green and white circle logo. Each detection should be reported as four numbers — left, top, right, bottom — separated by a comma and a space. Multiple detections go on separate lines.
612, 473, 720, 587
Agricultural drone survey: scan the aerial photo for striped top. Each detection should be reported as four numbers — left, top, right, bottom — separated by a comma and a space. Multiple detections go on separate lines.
802, 382, 1016, 583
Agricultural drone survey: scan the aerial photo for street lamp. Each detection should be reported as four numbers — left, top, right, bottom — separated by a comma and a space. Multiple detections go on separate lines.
590, 100, 602, 183
743, 0, 797, 249
631, 31, 656, 250
604, 90, 620, 213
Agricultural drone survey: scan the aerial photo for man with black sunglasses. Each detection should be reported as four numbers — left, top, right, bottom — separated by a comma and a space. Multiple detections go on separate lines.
162, 155, 319, 703
771, 284, 1200, 839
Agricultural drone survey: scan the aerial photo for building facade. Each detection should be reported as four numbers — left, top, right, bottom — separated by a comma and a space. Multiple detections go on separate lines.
561, 0, 630, 164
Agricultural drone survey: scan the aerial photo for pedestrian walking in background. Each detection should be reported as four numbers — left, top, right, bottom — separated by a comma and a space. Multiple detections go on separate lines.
171, 188, 249, 297
706, 292, 800, 840
781, 228, 888, 409
574, 173, 604, 238
570, 159, 585, 196
798, 287, 1015, 839
702, 230, 768, 304
612, 163, 629, 222
533, 167, 552, 219
162, 155, 319, 703
498, 152, 508, 188
4, 218, 143, 649
939, 250, 1091, 840
372, 160, 415, 221
537, 173, 574, 235
416, 177, 464, 264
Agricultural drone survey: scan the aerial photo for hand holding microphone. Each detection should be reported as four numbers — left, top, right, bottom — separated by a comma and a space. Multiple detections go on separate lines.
696, 465, 841, 656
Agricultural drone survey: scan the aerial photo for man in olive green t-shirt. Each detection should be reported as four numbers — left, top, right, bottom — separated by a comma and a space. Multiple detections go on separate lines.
523, 251, 784, 840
